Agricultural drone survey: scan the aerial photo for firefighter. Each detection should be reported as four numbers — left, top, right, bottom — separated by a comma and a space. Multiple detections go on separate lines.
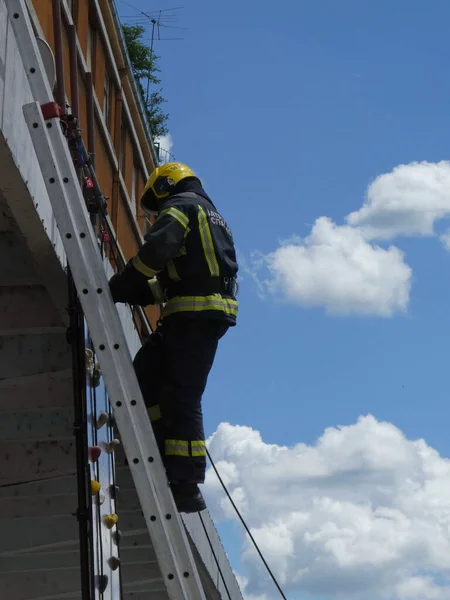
108, 162, 238, 513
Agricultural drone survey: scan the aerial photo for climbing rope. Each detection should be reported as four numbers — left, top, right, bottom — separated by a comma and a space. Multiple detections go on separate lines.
206, 448, 288, 600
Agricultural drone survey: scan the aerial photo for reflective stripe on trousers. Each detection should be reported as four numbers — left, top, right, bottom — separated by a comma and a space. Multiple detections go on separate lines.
165, 439, 206, 457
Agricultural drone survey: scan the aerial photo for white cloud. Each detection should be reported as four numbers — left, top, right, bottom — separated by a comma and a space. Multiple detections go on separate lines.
396, 577, 449, 600
247, 160, 450, 316
346, 161, 450, 240
204, 417, 450, 600
155, 133, 174, 163
255, 217, 412, 317
234, 574, 269, 600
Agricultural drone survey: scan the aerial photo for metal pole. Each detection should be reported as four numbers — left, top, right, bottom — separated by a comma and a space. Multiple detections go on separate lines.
144, 19, 156, 107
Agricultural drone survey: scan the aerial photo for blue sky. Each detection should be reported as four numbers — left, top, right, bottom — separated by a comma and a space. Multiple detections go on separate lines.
117, 2, 450, 598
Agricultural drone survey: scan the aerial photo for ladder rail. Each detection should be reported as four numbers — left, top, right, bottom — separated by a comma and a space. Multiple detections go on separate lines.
5, 1, 207, 598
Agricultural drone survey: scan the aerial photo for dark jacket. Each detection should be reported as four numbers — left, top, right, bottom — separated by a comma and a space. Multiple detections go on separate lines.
109, 180, 238, 325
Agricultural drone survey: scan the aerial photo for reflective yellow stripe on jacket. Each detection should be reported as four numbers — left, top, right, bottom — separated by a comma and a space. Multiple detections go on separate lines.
198, 205, 220, 276
133, 256, 160, 278
160, 206, 189, 230
162, 294, 238, 318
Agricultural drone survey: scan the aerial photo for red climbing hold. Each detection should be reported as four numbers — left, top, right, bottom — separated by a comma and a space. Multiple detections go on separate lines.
89, 445, 102, 462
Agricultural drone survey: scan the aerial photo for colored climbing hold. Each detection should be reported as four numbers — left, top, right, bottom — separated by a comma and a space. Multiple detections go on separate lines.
108, 556, 121, 570
85, 348, 102, 387
98, 493, 105, 505
91, 364, 101, 387
104, 439, 120, 454
89, 445, 101, 462
85, 348, 94, 372
97, 574, 108, 593
96, 412, 110, 429
91, 480, 101, 495
103, 513, 118, 529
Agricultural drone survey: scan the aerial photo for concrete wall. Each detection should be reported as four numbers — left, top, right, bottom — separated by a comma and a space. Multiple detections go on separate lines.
0, 0, 66, 269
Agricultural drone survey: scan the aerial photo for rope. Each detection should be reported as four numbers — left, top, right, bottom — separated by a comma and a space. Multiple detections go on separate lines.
206, 448, 288, 600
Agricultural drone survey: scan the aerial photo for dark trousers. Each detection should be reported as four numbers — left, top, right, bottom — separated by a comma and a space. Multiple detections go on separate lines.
133, 318, 228, 484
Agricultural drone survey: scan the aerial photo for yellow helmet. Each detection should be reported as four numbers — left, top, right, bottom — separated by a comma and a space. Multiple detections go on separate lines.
141, 162, 197, 214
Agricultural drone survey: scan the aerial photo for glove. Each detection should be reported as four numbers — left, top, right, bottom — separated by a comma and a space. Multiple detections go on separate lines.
109, 261, 153, 306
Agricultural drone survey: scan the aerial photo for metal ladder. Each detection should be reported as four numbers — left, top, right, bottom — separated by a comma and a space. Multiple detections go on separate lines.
5, 0, 207, 598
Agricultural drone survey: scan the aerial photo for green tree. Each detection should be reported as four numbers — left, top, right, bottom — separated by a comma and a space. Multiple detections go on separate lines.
122, 24, 169, 138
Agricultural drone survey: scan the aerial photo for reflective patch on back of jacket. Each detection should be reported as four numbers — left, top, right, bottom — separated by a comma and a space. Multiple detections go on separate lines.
205, 208, 233, 239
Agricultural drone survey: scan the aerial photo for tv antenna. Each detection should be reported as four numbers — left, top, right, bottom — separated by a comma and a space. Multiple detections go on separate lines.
118, 3, 187, 105
118, 2, 186, 41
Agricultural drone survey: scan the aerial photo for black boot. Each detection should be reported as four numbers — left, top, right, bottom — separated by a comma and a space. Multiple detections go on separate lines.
170, 482, 206, 514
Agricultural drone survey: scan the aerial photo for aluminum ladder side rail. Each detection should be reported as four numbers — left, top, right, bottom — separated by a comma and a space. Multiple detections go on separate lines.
5, 1, 207, 598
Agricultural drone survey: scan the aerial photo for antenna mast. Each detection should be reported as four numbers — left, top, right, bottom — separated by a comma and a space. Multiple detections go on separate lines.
145, 12, 161, 106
